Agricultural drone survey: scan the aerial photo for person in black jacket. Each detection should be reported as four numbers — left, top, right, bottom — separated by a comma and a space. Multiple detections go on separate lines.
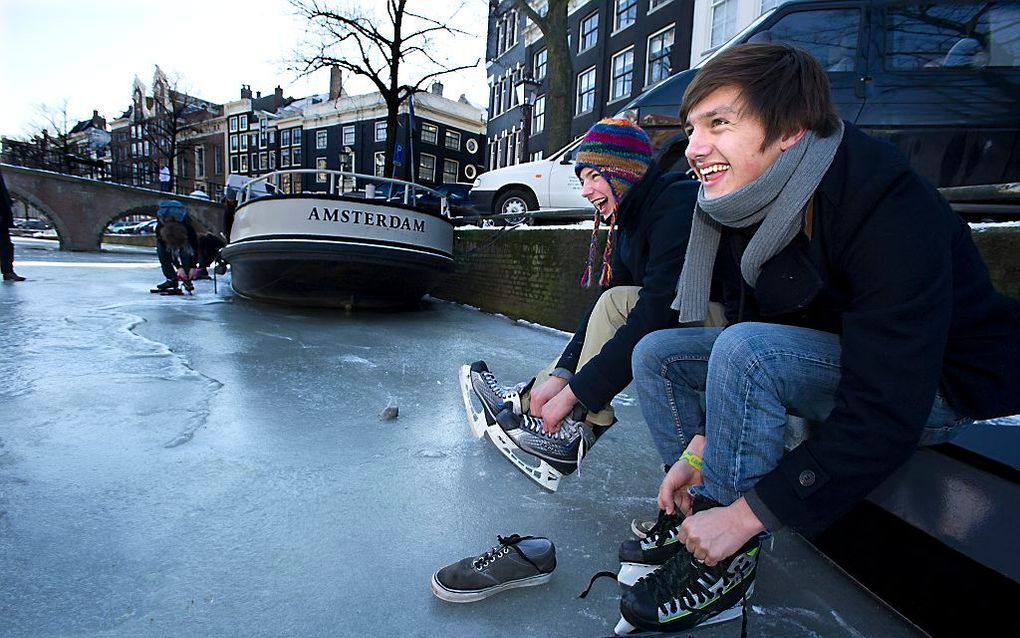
1, 168, 26, 282
620, 43, 1020, 634
151, 200, 199, 294
464, 118, 706, 489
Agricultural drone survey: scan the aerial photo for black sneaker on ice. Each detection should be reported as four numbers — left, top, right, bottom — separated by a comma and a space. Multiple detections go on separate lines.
431, 534, 556, 603
459, 360, 534, 438
494, 406, 607, 476
616, 496, 761, 635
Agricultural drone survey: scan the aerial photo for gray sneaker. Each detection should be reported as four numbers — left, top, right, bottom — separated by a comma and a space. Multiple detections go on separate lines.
431, 534, 556, 603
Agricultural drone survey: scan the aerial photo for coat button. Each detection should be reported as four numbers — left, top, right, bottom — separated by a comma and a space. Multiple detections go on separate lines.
799, 470, 816, 487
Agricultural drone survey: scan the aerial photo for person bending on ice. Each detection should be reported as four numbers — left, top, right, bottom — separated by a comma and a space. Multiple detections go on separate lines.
614, 43, 1020, 635
461, 118, 714, 491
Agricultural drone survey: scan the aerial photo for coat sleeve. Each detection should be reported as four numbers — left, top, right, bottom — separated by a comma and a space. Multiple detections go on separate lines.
748, 173, 953, 537
568, 181, 697, 411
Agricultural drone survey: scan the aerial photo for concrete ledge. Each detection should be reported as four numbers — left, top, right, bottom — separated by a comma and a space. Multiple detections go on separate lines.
102, 234, 157, 248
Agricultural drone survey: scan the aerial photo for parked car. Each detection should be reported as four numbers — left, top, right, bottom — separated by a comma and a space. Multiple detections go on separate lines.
13, 217, 52, 231
188, 189, 211, 200
613, 0, 1020, 217
415, 183, 477, 224
132, 219, 158, 235
108, 220, 139, 234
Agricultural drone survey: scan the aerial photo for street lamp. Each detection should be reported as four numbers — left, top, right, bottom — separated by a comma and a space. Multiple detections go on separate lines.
514, 77, 541, 164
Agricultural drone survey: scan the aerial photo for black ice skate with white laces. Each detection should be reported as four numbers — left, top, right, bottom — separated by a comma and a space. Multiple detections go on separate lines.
491, 405, 607, 492
617, 509, 689, 588
458, 360, 534, 439
431, 534, 556, 603
615, 495, 762, 636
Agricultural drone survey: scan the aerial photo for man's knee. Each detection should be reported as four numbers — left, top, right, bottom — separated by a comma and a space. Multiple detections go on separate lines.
709, 322, 774, 371
592, 286, 638, 323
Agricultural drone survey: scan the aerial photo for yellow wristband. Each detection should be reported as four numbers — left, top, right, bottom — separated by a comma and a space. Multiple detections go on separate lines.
680, 450, 703, 471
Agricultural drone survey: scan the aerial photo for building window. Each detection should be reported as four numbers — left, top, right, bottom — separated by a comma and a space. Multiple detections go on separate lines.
340, 151, 355, 190
342, 125, 355, 146
259, 152, 268, 171
419, 153, 436, 182
710, 0, 738, 48
282, 129, 291, 146
576, 66, 596, 114
375, 121, 387, 142
229, 116, 238, 132
240, 134, 249, 151
230, 155, 239, 173
292, 147, 302, 166
421, 122, 438, 144
316, 129, 328, 149
281, 148, 291, 167
445, 130, 462, 150
534, 49, 547, 81
230, 135, 239, 152
281, 173, 292, 194
530, 150, 544, 162
489, 138, 498, 170
649, 0, 672, 12
269, 151, 276, 170
269, 130, 276, 144
442, 159, 459, 183
374, 151, 386, 177
214, 152, 223, 175
239, 155, 248, 172
615, 0, 637, 32
610, 46, 635, 102
292, 129, 302, 145
316, 157, 328, 183
580, 11, 599, 52
647, 24, 675, 85
532, 95, 546, 133
238, 114, 248, 131
195, 147, 205, 177
760, 0, 782, 13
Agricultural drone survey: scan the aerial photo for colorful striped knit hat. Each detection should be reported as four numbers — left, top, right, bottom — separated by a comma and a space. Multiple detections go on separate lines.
574, 118, 654, 288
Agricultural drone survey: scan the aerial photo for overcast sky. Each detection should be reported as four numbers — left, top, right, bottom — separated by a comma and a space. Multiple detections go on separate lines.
0, 0, 491, 138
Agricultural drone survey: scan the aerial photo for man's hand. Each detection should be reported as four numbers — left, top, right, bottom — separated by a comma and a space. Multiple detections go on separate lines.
657, 435, 706, 515
676, 498, 765, 567
530, 376, 569, 419
175, 267, 187, 280
540, 385, 579, 433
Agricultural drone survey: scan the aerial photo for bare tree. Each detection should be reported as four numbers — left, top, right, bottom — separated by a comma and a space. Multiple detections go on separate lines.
290, 0, 481, 177
519, 0, 572, 154
142, 70, 213, 192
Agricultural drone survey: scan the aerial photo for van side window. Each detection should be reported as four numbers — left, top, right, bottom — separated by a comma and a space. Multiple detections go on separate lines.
759, 9, 862, 72
886, 2, 1020, 70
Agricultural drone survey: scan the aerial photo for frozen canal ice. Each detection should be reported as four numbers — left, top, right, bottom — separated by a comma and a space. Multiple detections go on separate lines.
0, 239, 922, 637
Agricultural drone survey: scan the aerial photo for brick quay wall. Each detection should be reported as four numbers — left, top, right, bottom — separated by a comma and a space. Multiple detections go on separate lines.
433, 225, 1020, 332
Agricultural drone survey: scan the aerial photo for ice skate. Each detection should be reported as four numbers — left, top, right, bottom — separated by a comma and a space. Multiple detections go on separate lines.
617, 509, 688, 588
458, 361, 533, 439
151, 279, 178, 293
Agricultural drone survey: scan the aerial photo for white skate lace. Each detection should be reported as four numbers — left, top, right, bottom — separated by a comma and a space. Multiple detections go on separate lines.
481, 371, 519, 400
520, 414, 590, 476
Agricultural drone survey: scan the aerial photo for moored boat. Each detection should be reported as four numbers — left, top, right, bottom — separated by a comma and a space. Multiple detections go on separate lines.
220, 169, 454, 308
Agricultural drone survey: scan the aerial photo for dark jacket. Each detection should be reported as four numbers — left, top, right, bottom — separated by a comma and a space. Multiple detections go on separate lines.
728, 124, 1020, 537
558, 166, 699, 412
156, 217, 199, 270
0, 170, 13, 229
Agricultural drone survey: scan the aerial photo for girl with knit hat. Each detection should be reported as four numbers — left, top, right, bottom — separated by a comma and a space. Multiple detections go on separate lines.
462, 118, 710, 490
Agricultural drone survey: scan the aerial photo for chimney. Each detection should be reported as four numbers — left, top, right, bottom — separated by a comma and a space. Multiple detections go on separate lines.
430, 80, 444, 96
241, 84, 252, 99
256, 90, 262, 98
329, 66, 343, 100
275, 85, 283, 100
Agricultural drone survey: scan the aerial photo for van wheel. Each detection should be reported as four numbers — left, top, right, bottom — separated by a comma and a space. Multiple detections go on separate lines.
495, 189, 537, 226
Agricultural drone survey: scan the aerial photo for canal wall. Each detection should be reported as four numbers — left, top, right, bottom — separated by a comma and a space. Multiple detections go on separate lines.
434, 225, 1020, 331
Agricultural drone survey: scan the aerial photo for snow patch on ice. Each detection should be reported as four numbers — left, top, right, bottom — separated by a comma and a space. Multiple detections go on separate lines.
339, 355, 377, 367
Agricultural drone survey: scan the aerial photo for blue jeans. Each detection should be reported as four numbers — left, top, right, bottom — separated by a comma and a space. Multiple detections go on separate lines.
632, 323, 972, 506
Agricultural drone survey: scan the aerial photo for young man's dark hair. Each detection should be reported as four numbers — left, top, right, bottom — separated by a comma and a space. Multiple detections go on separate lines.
681, 43, 841, 151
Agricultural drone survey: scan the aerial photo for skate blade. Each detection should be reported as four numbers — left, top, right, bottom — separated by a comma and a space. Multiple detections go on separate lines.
458, 365, 488, 439
484, 422, 562, 492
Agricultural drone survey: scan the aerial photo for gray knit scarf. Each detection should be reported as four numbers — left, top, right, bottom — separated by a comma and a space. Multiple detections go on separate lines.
672, 121, 844, 322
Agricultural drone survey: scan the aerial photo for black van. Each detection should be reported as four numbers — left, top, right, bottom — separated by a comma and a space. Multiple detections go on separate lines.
621, 0, 1020, 216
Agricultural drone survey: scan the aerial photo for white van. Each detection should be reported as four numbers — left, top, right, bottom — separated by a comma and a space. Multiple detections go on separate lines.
468, 139, 590, 223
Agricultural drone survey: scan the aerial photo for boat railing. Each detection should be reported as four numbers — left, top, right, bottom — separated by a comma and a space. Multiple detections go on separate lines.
236, 169, 450, 218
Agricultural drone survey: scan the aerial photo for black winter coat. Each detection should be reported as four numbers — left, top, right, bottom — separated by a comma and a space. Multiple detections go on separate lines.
558, 166, 699, 412
728, 124, 1020, 537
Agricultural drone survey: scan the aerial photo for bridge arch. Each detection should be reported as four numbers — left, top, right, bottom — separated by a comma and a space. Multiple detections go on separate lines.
2, 163, 224, 251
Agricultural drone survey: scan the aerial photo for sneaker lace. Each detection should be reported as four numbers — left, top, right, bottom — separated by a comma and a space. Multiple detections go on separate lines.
472, 534, 544, 573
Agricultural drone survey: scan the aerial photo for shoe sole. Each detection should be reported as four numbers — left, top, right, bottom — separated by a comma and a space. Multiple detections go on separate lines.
430, 570, 552, 603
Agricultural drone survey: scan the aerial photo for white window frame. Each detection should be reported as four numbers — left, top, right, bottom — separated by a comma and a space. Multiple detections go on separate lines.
316, 129, 328, 150
259, 152, 268, 172
240, 134, 248, 151
316, 157, 328, 183
292, 129, 302, 146
614, 0, 638, 34
230, 135, 239, 152
442, 158, 459, 184
195, 146, 205, 177
445, 129, 462, 150
579, 11, 599, 53
710, 0, 738, 48
532, 95, 546, 133
646, 23, 676, 86
228, 116, 238, 132
238, 114, 248, 131
534, 48, 548, 81
239, 155, 248, 172
339, 151, 356, 190
610, 46, 635, 103
375, 121, 387, 142
575, 66, 597, 115
281, 148, 291, 167
292, 147, 302, 166
374, 151, 386, 177
649, 0, 673, 13
269, 151, 276, 170
421, 122, 438, 144
230, 155, 239, 173
342, 125, 355, 146
419, 152, 437, 182
282, 129, 291, 146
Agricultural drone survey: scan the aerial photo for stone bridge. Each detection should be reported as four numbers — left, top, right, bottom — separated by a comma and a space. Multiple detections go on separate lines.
1, 163, 224, 251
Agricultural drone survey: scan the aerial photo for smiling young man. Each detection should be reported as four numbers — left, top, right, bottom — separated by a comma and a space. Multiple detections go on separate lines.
462, 118, 708, 489
618, 44, 1020, 633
